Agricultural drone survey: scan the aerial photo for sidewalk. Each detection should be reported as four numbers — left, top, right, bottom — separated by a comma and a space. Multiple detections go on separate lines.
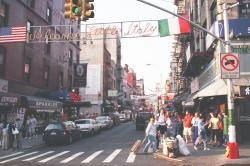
0, 134, 44, 156
156, 142, 250, 166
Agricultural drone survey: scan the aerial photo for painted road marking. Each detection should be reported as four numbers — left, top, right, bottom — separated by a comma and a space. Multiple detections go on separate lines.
38, 151, 70, 163
22, 151, 54, 161
103, 149, 122, 163
81, 150, 104, 163
0, 151, 39, 164
126, 152, 136, 163
60, 152, 84, 163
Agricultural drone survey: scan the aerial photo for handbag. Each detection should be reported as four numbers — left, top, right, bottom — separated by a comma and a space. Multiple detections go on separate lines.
12, 128, 19, 135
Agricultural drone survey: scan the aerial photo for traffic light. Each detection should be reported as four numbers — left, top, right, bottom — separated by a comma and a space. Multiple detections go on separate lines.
72, 0, 82, 17
82, 0, 94, 21
64, 0, 82, 20
64, 0, 73, 19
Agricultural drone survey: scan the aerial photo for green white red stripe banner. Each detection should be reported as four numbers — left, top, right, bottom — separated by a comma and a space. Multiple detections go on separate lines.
158, 15, 191, 37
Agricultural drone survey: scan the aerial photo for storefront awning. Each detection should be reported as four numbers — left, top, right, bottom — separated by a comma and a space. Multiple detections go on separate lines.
192, 77, 250, 100
192, 79, 227, 99
20, 96, 62, 112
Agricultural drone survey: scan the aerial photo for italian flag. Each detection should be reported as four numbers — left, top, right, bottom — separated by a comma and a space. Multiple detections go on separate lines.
158, 15, 191, 37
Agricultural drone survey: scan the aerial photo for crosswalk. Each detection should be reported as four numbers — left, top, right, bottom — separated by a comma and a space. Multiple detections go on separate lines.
0, 149, 137, 164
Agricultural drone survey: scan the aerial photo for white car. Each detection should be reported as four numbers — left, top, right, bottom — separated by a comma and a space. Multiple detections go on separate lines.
75, 119, 100, 135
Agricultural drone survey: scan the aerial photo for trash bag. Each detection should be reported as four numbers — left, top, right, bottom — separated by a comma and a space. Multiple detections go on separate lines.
176, 135, 190, 156
163, 139, 168, 155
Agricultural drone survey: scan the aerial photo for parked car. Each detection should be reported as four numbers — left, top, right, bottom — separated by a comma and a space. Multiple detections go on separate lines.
75, 119, 100, 135
43, 121, 82, 145
109, 112, 120, 126
96, 116, 113, 129
135, 112, 154, 130
119, 113, 126, 123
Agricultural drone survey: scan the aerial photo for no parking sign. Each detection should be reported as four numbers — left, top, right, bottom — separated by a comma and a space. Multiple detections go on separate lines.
220, 53, 240, 79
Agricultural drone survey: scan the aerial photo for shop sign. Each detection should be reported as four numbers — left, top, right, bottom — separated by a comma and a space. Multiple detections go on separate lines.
231, 45, 250, 54
74, 63, 87, 87
0, 96, 18, 105
108, 90, 118, 97
35, 101, 59, 109
240, 86, 250, 96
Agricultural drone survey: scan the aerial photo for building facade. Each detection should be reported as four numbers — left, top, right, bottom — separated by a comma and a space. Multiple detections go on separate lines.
0, 0, 80, 128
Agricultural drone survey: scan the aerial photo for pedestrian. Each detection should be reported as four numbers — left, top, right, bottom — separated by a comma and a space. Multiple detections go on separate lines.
209, 112, 220, 146
143, 117, 158, 153
194, 114, 210, 151
2, 124, 8, 150
25, 116, 31, 138
12, 124, 19, 150
172, 111, 182, 137
8, 122, 14, 149
31, 115, 37, 136
0, 121, 3, 146
166, 111, 175, 137
183, 111, 193, 143
222, 112, 229, 146
191, 112, 199, 145
15, 119, 23, 149
156, 109, 166, 141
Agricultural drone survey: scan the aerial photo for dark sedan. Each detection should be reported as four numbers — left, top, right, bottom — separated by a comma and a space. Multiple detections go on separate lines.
43, 121, 82, 145
135, 112, 154, 130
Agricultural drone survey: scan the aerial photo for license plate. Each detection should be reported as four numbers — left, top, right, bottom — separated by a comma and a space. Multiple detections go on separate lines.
50, 132, 56, 135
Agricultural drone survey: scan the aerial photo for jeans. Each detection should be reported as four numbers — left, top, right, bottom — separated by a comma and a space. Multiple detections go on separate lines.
143, 135, 157, 153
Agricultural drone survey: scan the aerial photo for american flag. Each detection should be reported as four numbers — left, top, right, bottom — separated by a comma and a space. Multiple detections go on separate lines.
0, 26, 27, 43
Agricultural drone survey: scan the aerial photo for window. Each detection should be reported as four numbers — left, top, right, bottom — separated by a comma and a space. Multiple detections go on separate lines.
24, 56, 32, 81
47, 7, 52, 22
27, 20, 33, 34
26, 0, 35, 8
44, 65, 49, 87
46, 42, 51, 55
68, 49, 73, 66
59, 71, 63, 89
0, 47, 6, 77
0, 2, 9, 27
76, 54, 80, 64
210, 1, 217, 24
239, 3, 250, 18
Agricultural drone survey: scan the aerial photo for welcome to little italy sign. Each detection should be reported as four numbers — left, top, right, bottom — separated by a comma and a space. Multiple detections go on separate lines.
27, 21, 159, 43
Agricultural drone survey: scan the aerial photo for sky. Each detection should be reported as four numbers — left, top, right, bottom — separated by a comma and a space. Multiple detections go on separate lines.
82, 0, 177, 94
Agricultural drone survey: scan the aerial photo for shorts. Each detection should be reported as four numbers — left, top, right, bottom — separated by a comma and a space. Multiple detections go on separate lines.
183, 127, 192, 136
158, 125, 166, 135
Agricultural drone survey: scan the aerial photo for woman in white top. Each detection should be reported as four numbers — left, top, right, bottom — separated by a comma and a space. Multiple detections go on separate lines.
143, 117, 158, 153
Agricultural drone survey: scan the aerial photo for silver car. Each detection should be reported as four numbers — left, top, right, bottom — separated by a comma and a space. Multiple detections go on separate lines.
96, 116, 113, 129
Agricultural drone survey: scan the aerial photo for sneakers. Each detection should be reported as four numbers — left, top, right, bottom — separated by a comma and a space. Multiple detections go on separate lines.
204, 147, 210, 151
194, 146, 198, 150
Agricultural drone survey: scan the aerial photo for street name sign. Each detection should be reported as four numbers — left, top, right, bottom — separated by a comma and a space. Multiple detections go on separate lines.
220, 53, 240, 79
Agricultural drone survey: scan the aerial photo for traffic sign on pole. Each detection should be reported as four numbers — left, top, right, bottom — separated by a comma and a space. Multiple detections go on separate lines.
220, 53, 240, 79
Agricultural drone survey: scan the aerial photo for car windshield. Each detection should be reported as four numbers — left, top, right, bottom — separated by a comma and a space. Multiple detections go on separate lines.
96, 116, 107, 121
45, 123, 63, 130
75, 120, 91, 124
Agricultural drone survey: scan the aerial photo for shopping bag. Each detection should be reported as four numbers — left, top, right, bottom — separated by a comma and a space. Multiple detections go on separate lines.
176, 135, 190, 156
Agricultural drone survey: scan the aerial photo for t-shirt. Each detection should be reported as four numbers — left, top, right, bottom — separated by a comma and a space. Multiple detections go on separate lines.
184, 115, 193, 128
210, 117, 219, 129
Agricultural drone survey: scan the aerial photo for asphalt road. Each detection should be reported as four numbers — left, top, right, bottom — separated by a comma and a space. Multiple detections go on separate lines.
0, 121, 171, 166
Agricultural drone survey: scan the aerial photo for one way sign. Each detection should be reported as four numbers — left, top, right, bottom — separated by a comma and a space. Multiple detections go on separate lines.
240, 86, 250, 96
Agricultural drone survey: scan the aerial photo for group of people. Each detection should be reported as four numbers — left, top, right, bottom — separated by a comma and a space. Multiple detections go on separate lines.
142, 109, 229, 153
0, 115, 37, 150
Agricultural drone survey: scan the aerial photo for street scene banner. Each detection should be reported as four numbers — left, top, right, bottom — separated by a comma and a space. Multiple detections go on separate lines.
74, 63, 88, 87
17, 16, 191, 43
